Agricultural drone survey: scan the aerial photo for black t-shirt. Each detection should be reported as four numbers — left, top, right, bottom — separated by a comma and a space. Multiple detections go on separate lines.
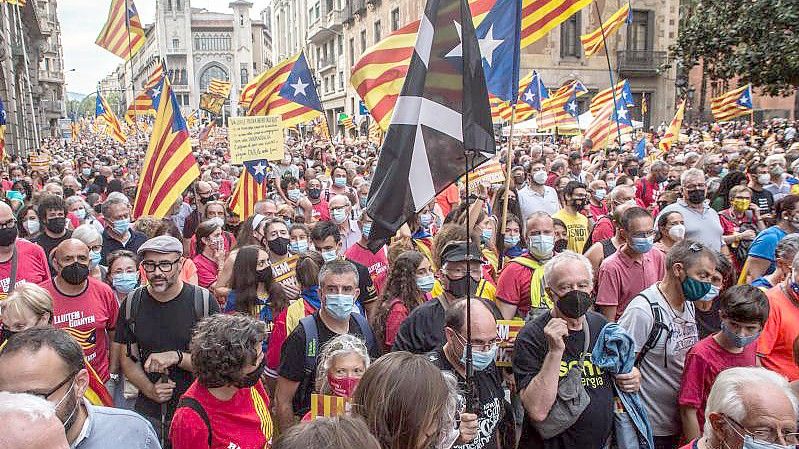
278, 311, 381, 416
695, 299, 721, 339
114, 284, 220, 419
751, 188, 774, 215
513, 311, 613, 449
427, 347, 505, 449
33, 230, 72, 272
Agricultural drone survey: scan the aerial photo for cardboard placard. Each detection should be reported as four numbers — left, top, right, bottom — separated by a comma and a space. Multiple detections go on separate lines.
228, 116, 284, 163
495, 319, 525, 367
464, 160, 505, 190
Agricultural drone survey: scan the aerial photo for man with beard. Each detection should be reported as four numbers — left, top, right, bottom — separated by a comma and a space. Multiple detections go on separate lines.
114, 236, 219, 444
0, 327, 159, 448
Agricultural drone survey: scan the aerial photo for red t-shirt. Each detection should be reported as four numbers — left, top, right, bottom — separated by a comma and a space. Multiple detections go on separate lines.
758, 286, 799, 380
588, 202, 608, 223
436, 183, 460, 217
0, 238, 50, 300
635, 177, 661, 208
679, 335, 756, 430
192, 253, 219, 289
590, 216, 615, 244
311, 199, 331, 222
385, 299, 409, 350
495, 256, 538, 318
265, 300, 316, 376
43, 277, 119, 381
344, 242, 388, 294
170, 380, 274, 449
188, 231, 236, 258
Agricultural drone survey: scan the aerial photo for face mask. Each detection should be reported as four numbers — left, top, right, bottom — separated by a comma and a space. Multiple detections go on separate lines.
321, 249, 338, 262
112, 218, 130, 235
416, 274, 435, 292
361, 223, 372, 239
607, 180, 617, 189
45, 217, 67, 234
73, 208, 86, 220
770, 166, 784, 177
480, 228, 493, 243
528, 234, 555, 260
256, 266, 272, 283
328, 374, 359, 398
571, 198, 587, 209
627, 167, 640, 177
82, 168, 92, 177
0, 226, 18, 246
555, 290, 593, 319
267, 236, 290, 256
325, 293, 355, 320
445, 275, 479, 299
532, 170, 548, 185
668, 224, 686, 240
112, 272, 139, 294
54, 380, 79, 431
89, 250, 101, 268
24, 219, 40, 235
700, 284, 720, 302
594, 189, 607, 201
757, 174, 771, 185
554, 238, 568, 253
720, 321, 760, 348
209, 217, 225, 229
289, 239, 309, 254
332, 208, 348, 224
731, 198, 751, 212
630, 236, 654, 254
459, 340, 498, 371
235, 359, 266, 388
61, 262, 90, 285
359, 197, 368, 209
681, 275, 713, 301
307, 188, 322, 200
333, 177, 347, 187
287, 189, 301, 202
686, 189, 706, 205
504, 235, 520, 247
419, 213, 433, 229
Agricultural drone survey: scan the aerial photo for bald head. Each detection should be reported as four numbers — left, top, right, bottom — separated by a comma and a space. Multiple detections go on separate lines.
445, 298, 497, 342
53, 239, 90, 274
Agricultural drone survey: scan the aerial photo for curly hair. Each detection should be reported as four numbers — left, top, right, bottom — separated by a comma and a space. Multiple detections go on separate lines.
190, 314, 267, 388
372, 251, 425, 350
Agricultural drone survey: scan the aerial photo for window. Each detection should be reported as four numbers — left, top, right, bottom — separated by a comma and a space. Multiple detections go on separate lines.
199, 65, 229, 92
331, 74, 336, 91
338, 71, 344, 90
391, 8, 400, 31
560, 12, 581, 58
337, 35, 343, 56
627, 10, 653, 51
240, 14, 245, 26
176, 0, 181, 10
374, 20, 381, 43
324, 77, 329, 93
172, 38, 180, 50
240, 63, 249, 85
360, 30, 367, 52
316, 47, 322, 67
167, 0, 172, 11
194, 35, 231, 51
349, 38, 355, 66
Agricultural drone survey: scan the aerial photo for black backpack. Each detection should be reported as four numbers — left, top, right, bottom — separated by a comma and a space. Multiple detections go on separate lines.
633, 291, 672, 367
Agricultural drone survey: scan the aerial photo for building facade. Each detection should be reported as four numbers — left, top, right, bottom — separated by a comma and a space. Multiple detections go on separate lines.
0, 0, 65, 156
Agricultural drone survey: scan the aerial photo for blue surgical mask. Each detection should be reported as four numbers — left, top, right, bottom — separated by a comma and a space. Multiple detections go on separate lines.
74, 208, 86, 220
419, 213, 433, 229
112, 272, 139, 294
333, 177, 347, 187
416, 274, 435, 293
360, 197, 368, 209
700, 284, 720, 302
332, 208, 348, 224
289, 239, 309, 254
504, 235, 520, 247
89, 250, 101, 268
720, 321, 760, 348
607, 180, 617, 190
321, 249, 338, 262
480, 228, 493, 243
287, 189, 301, 202
594, 189, 607, 201
325, 293, 355, 320
528, 235, 554, 260
82, 168, 92, 177
630, 236, 654, 254
361, 223, 372, 239
112, 218, 130, 235
460, 341, 498, 371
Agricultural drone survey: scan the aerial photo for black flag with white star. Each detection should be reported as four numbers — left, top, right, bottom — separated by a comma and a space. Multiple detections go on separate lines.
364, 0, 496, 252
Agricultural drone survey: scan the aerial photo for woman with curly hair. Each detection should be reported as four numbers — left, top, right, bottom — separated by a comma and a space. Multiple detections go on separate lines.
169, 313, 274, 449
371, 251, 433, 351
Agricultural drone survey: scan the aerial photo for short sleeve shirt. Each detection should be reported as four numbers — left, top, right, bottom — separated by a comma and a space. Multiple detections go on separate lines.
747, 226, 788, 275
0, 238, 50, 300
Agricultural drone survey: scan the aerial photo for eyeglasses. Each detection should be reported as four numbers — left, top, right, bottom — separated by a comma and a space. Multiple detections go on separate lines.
726, 416, 799, 445
454, 332, 500, 352
631, 230, 656, 239
27, 370, 79, 400
88, 245, 102, 253
683, 184, 706, 190
141, 258, 181, 273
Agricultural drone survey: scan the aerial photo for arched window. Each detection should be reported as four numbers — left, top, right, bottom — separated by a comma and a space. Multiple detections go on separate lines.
199, 65, 229, 92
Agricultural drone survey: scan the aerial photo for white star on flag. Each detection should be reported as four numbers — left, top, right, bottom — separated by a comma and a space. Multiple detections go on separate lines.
739, 96, 750, 105
253, 161, 266, 175
617, 107, 628, 120
477, 25, 503, 67
290, 78, 309, 97
568, 101, 577, 112
524, 91, 535, 103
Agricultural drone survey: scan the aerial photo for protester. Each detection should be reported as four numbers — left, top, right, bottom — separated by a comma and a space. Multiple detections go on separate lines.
344, 211, 389, 294
751, 234, 799, 290
584, 200, 636, 274
274, 415, 381, 449
657, 169, 725, 252
636, 161, 669, 210
0, 392, 70, 449
191, 219, 228, 289
100, 192, 148, 265
32, 194, 72, 264
303, 333, 370, 420
518, 159, 561, 218
18, 204, 41, 239
71, 224, 106, 280
105, 250, 140, 301
589, 184, 637, 245
757, 251, 799, 381
745, 195, 799, 282
653, 211, 686, 254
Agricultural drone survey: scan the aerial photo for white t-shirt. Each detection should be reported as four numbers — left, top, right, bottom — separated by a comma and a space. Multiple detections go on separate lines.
517, 184, 560, 220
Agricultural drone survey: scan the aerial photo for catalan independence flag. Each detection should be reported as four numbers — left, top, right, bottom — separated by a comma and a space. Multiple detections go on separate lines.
96, 88, 126, 144
585, 96, 634, 152
208, 78, 232, 98
660, 99, 686, 152
95, 0, 145, 60
537, 80, 587, 131
711, 84, 753, 122
144, 60, 166, 90
2, 0, 26, 6
124, 91, 154, 125
0, 97, 6, 161
133, 75, 200, 218
241, 52, 322, 128
590, 80, 632, 116
580, 3, 631, 56
85, 361, 113, 407
230, 160, 269, 219
520, 0, 593, 48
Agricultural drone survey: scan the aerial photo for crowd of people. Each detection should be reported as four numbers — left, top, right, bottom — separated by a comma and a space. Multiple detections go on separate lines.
1, 116, 799, 449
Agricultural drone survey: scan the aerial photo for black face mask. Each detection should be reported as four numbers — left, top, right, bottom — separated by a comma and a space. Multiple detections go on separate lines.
307, 188, 322, 200
553, 239, 568, 253
256, 267, 273, 284
45, 217, 67, 234
226, 224, 240, 236
61, 262, 90, 285
555, 290, 593, 319
445, 275, 479, 298
571, 198, 587, 210
63, 187, 76, 198
686, 189, 706, 205
235, 359, 266, 388
199, 193, 218, 205
267, 237, 290, 256
626, 167, 639, 177
0, 227, 18, 246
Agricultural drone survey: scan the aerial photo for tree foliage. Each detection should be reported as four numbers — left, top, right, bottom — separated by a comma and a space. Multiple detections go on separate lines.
670, 0, 799, 96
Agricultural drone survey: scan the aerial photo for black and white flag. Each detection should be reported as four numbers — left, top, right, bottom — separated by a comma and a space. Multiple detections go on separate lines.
365, 0, 496, 252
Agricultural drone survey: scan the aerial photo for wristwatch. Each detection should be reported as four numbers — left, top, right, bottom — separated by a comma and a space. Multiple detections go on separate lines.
109, 373, 120, 382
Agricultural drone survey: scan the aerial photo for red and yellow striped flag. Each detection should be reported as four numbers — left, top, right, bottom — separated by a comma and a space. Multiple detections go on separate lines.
659, 99, 686, 152
96, 90, 126, 144
230, 160, 269, 219
350, 0, 494, 131
95, 0, 145, 60
537, 81, 587, 131
580, 3, 630, 56
590, 80, 628, 115
310, 394, 347, 419
144, 60, 165, 90
521, 0, 593, 48
584, 100, 633, 152
208, 78, 232, 98
133, 76, 200, 218
124, 91, 154, 125
85, 362, 113, 407
711, 84, 753, 122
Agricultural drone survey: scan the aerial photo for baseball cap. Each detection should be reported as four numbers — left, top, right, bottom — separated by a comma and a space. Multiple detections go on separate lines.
441, 241, 482, 263
137, 236, 183, 256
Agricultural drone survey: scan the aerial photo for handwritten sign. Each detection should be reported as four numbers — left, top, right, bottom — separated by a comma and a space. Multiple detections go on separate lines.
463, 160, 505, 190
495, 319, 525, 367
228, 116, 284, 163
310, 394, 348, 419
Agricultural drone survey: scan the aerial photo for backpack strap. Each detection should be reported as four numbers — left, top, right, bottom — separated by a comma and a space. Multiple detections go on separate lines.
300, 315, 319, 376
124, 287, 145, 362
634, 291, 669, 367
351, 312, 377, 353
176, 397, 212, 447
192, 285, 212, 321
7, 246, 17, 294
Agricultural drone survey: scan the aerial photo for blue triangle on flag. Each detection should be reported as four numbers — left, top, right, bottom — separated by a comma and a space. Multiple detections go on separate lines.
244, 160, 270, 184
278, 53, 323, 112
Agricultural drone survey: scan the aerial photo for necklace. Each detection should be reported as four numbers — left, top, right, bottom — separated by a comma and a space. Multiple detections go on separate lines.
656, 282, 688, 324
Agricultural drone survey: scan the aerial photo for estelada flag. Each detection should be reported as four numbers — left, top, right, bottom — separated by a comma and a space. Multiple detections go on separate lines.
310, 394, 347, 419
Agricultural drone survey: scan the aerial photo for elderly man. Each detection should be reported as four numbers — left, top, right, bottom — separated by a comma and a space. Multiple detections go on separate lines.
764, 154, 791, 201
329, 194, 361, 252
0, 328, 160, 448
253, 198, 278, 218
41, 239, 119, 383
182, 180, 217, 239
43, 182, 64, 198
513, 251, 640, 449
636, 160, 669, 209
683, 367, 798, 449
100, 192, 148, 265
657, 168, 725, 252
274, 259, 380, 431
0, 392, 70, 449
114, 236, 218, 440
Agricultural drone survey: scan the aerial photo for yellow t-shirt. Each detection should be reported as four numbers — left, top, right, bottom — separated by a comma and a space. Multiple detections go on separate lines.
553, 209, 589, 253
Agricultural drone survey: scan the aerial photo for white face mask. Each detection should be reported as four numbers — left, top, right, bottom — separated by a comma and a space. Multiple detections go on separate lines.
532, 170, 548, 185
668, 224, 686, 240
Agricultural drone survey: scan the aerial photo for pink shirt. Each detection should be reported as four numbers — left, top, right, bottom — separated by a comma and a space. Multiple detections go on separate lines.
345, 242, 389, 294
192, 253, 219, 289
595, 246, 665, 319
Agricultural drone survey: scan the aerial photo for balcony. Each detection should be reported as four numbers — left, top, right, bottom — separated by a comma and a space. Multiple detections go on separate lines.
39, 70, 64, 83
40, 100, 63, 115
325, 8, 345, 29
317, 56, 336, 72
617, 50, 666, 76
166, 47, 187, 55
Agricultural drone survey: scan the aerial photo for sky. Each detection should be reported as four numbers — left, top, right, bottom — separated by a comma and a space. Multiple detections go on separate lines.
60, 0, 269, 95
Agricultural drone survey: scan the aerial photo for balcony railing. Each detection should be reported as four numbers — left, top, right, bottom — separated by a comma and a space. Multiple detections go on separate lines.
40, 100, 63, 114
617, 50, 666, 76
166, 47, 187, 55
317, 56, 336, 71
326, 8, 345, 29
39, 70, 64, 83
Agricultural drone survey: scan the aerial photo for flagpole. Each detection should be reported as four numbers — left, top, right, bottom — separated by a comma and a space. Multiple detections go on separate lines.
499, 103, 516, 270
464, 148, 476, 415
593, 1, 623, 147
123, 0, 141, 143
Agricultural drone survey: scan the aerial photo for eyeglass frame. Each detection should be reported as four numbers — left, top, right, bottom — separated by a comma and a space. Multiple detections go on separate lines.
725, 415, 799, 445
0, 218, 17, 230
25, 369, 80, 400
140, 258, 182, 273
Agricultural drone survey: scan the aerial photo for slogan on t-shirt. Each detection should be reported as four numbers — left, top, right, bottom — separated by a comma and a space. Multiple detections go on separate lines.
271, 255, 299, 290
53, 312, 99, 363
495, 319, 525, 367
559, 352, 607, 389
